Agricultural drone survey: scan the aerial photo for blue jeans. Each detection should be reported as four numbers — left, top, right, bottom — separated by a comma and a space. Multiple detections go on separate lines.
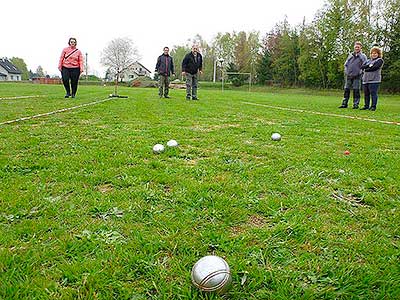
363, 83, 380, 109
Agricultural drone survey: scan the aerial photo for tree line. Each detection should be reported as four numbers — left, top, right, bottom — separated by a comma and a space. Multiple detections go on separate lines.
170, 0, 399, 91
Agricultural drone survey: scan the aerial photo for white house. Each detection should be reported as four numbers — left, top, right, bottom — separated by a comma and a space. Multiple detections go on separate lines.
0, 58, 22, 81
105, 61, 151, 82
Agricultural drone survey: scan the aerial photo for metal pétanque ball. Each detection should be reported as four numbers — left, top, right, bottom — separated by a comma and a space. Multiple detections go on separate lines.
271, 132, 282, 141
191, 255, 232, 294
152, 143, 165, 153
167, 139, 178, 147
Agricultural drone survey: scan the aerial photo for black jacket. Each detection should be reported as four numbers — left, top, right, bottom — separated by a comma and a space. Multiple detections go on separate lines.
182, 52, 202, 75
155, 54, 174, 76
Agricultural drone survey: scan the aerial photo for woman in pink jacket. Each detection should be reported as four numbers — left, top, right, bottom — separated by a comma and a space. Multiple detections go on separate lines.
58, 37, 84, 98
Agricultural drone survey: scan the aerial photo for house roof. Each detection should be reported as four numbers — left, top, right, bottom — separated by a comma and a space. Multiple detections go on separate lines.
0, 58, 22, 74
134, 61, 151, 73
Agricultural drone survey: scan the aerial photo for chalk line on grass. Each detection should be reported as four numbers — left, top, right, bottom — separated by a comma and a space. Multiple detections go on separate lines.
0, 98, 114, 126
0, 95, 46, 101
241, 101, 400, 126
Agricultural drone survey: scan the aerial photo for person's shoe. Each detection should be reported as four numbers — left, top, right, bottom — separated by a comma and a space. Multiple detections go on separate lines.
164, 95, 170, 99
192, 97, 199, 100
71, 94, 76, 98
65, 94, 71, 98
186, 96, 191, 100
369, 107, 376, 111
338, 105, 347, 108
352, 105, 359, 109
360, 107, 369, 110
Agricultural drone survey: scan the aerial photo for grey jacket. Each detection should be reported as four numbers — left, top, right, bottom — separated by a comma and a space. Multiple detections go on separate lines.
361, 57, 384, 83
344, 52, 368, 78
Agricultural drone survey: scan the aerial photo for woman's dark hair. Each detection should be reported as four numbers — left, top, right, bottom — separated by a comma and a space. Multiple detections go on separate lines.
68, 38, 77, 45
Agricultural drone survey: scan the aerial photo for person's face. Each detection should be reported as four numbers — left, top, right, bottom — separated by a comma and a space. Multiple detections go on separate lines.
163, 48, 169, 55
69, 39, 77, 46
192, 47, 198, 54
371, 51, 379, 59
354, 44, 361, 53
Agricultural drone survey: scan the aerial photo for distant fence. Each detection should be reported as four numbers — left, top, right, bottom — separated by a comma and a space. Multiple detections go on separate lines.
32, 78, 61, 84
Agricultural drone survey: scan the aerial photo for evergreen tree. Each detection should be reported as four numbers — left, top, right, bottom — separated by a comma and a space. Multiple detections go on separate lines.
256, 48, 273, 84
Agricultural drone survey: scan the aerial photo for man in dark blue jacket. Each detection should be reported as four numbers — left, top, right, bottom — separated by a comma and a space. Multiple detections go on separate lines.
182, 45, 203, 100
155, 47, 175, 98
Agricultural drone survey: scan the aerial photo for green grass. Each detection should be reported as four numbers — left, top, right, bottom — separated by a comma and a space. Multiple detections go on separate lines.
0, 83, 399, 299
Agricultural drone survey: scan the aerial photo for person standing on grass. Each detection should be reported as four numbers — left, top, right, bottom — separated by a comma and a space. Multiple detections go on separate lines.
182, 45, 203, 100
155, 47, 175, 98
58, 37, 84, 98
339, 41, 367, 109
360, 47, 384, 111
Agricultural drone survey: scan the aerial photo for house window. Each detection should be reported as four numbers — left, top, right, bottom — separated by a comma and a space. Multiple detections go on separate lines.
11, 75, 14, 80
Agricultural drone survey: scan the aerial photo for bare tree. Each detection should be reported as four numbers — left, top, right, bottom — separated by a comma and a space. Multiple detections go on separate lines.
100, 37, 140, 84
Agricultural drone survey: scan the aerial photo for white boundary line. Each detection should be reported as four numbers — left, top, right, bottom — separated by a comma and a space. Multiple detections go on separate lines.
0, 95, 46, 100
241, 101, 400, 126
0, 98, 114, 126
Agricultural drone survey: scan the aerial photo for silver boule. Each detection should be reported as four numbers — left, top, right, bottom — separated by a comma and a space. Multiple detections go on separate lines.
152, 144, 165, 153
167, 139, 179, 147
191, 255, 232, 294
271, 133, 282, 141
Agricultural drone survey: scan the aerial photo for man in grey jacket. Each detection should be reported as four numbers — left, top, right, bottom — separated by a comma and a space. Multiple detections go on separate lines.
339, 42, 368, 109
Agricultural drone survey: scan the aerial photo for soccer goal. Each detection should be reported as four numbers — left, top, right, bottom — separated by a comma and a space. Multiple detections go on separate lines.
222, 72, 252, 92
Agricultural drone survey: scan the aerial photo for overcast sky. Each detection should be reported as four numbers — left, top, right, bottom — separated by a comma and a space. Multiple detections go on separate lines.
1, 0, 325, 77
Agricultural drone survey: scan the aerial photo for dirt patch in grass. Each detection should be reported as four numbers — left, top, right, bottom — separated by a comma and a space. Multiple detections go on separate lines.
97, 183, 114, 193
230, 214, 267, 236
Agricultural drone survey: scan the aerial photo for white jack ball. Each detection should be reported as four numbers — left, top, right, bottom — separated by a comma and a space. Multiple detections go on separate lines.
191, 255, 232, 294
167, 139, 179, 147
152, 144, 165, 154
271, 133, 282, 141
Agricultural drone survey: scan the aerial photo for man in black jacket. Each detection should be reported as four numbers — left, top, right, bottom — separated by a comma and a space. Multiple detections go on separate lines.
182, 45, 203, 100
155, 47, 175, 98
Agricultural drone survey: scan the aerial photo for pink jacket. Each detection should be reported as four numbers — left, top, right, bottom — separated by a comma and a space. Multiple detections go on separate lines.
58, 46, 84, 71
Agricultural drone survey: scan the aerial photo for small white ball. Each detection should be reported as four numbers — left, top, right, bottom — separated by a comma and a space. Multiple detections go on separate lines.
167, 139, 178, 147
152, 144, 165, 153
271, 133, 281, 141
191, 255, 232, 294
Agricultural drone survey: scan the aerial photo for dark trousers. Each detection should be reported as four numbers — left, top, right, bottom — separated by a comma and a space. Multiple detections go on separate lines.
61, 67, 80, 96
342, 88, 361, 107
363, 83, 380, 109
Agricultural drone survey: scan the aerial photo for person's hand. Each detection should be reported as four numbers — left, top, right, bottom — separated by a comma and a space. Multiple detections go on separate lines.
181, 71, 186, 76
199, 70, 203, 75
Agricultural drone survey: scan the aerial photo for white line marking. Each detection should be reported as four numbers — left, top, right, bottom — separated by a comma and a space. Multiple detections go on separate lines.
241, 101, 400, 126
0, 95, 46, 100
0, 98, 114, 126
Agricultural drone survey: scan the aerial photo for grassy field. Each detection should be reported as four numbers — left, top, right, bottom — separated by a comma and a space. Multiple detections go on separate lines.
0, 83, 399, 299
